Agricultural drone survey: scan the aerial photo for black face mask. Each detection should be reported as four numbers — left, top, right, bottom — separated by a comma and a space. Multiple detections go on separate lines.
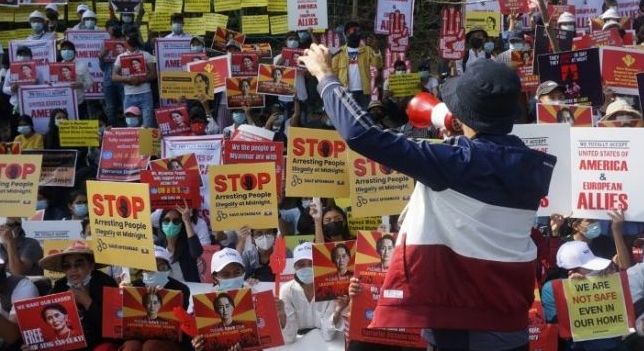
468, 37, 484, 49
323, 221, 346, 239
346, 32, 361, 48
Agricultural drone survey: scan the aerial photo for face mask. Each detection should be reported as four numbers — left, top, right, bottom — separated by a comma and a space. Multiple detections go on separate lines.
323, 221, 345, 239
61, 49, 75, 61
483, 42, 495, 53
297, 31, 310, 41
171, 23, 183, 34
301, 199, 311, 208
510, 42, 524, 51
191, 122, 206, 135
36, 200, 48, 210
295, 267, 314, 284
583, 222, 601, 240
17, 126, 32, 135
395, 70, 405, 75
560, 24, 575, 32
468, 37, 484, 49
31, 22, 44, 32
255, 234, 275, 251
418, 70, 430, 79
54, 119, 63, 127
122, 15, 133, 24
286, 40, 299, 49
73, 204, 88, 217
142, 271, 170, 288
217, 276, 245, 291
190, 45, 203, 53
17, 56, 28, 62
162, 222, 182, 238
232, 113, 246, 124
125, 117, 140, 127
67, 274, 92, 289
83, 19, 95, 29
346, 32, 361, 48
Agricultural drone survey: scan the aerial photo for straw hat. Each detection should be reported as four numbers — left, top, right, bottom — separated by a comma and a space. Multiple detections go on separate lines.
39, 241, 106, 272
604, 98, 642, 120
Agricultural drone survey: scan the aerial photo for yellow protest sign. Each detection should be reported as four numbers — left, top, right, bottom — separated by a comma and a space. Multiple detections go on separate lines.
0, 155, 42, 217
268, 0, 287, 12
214, 0, 241, 12
242, 0, 268, 7
159, 71, 216, 99
184, 0, 211, 12
184, 18, 206, 36
270, 15, 288, 35
284, 234, 314, 251
15, 7, 43, 22
0, 31, 15, 49
95, 2, 111, 23
388, 73, 421, 97
148, 13, 168, 32
139, 24, 149, 42
346, 206, 380, 236
202, 13, 229, 29
348, 150, 414, 218
242, 15, 270, 35
464, 10, 501, 37
0, 10, 14, 22
562, 273, 633, 341
154, 0, 183, 15
286, 127, 350, 198
58, 120, 99, 147
87, 181, 156, 271
208, 162, 279, 231
138, 128, 161, 157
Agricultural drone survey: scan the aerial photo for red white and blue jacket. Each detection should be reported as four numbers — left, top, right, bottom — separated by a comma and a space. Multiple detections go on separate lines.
318, 76, 557, 332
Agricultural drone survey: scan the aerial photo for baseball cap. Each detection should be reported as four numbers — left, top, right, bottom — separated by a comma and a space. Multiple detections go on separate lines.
293, 242, 313, 264
367, 100, 384, 111
556, 241, 612, 271
536, 80, 564, 98
154, 245, 172, 265
125, 106, 142, 116
82, 10, 97, 19
211, 248, 245, 273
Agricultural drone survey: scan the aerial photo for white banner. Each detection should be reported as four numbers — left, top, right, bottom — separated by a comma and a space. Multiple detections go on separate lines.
19, 85, 78, 135
374, 0, 415, 36
23, 220, 84, 240
287, 0, 328, 32
154, 38, 191, 107
9, 39, 56, 82
65, 31, 111, 99
569, 0, 604, 30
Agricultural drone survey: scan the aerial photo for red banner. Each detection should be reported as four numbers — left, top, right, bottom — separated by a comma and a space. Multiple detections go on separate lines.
439, 7, 465, 60
186, 56, 230, 94
49, 62, 76, 84
230, 53, 259, 77
246, 291, 285, 351
102, 287, 123, 339
9, 60, 38, 84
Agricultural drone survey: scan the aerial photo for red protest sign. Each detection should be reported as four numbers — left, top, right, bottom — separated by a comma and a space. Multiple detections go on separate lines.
230, 52, 259, 77
155, 106, 191, 137
313, 240, 356, 302
499, 0, 529, 14
104, 39, 126, 63
600, 46, 644, 95
439, 7, 465, 60
180, 53, 207, 69
187, 56, 230, 94
49, 62, 76, 84
120, 53, 147, 78
246, 290, 285, 351
9, 61, 38, 84
222, 140, 284, 195
122, 287, 183, 342
97, 128, 150, 181
280, 48, 305, 68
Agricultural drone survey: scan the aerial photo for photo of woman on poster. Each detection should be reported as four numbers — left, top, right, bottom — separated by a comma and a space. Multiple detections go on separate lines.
41, 303, 81, 341
331, 243, 353, 279
193, 73, 210, 97
143, 291, 162, 320
60, 66, 73, 82
213, 293, 244, 328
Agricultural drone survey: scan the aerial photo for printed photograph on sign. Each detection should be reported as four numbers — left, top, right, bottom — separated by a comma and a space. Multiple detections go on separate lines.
9, 60, 38, 84
186, 56, 230, 94
536, 103, 593, 126
97, 128, 151, 182
104, 39, 126, 63
312, 240, 356, 301
0, 154, 42, 217
122, 287, 183, 342
120, 54, 147, 78
0, 142, 21, 154
180, 52, 207, 68
230, 52, 259, 77
212, 27, 246, 52
49, 62, 76, 84
226, 77, 265, 109
154, 106, 191, 137
256, 64, 296, 97
240, 43, 272, 59
280, 48, 305, 67
159, 72, 214, 100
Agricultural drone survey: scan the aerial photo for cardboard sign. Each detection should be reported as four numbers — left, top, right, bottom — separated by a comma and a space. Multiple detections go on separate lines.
246, 290, 285, 350
553, 272, 635, 341
140, 166, 201, 209
193, 288, 260, 351
186, 56, 230, 94
65, 31, 111, 98
58, 120, 99, 147
387, 73, 420, 97
226, 77, 265, 109
287, 0, 328, 31
208, 162, 278, 231
87, 180, 156, 271
97, 128, 150, 181
9, 60, 38, 84
0, 154, 42, 217
280, 48, 304, 68
22, 220, 84, 241
439, 7, 465, 60
120, 54, 147, 78
102, 287, 123, 339
312, 240, 356, 301
22, 149, 77, 187
138, 128, 161, 157
122, 287, 183, 342
19, 86, 79, 135
212, 27, 246, 52
374, 0, 414, 36
256, 64, 296, 97
15, 291, 86, 351
536, 103, 593, 126
155, 106, 191, 137
230, 53, 259, 77
159, 71, 215, 99
240, 43, 273, 59
286, 127, 350, 198
104, 39, 127, 63
222, 140, 284, 196
499, 0, 528, 14
600, 47, 644, 95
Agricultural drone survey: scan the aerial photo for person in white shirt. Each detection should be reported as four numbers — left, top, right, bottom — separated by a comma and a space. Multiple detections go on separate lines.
273, 32, 310, 123
279, 242, 345, 343
165, 13, 190, 38
2, 46, 45, 115
59, 41, 93, 118
70, 4, 89, 31
27, 11, 56, 41
78, 10, 98, 31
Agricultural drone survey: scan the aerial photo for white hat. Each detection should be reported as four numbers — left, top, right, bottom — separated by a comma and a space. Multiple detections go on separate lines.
602, 19, 621, 31
82, 10, 96, 19
29, 11, 46, 21
293, 242, 313, 264
76, 4, 89, 13
153, 245, 172, 264
604, 98, 642, 119
150, 209, 164, 228
556, 241, 612, 271
211, 248, 244, 274
600, 7, 620, 20
45, 3, 59, 13
557, 12, 575, 24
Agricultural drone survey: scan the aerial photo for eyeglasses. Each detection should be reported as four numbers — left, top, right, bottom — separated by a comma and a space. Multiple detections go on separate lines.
162, 218, 182, 225
61, 260, 87, 271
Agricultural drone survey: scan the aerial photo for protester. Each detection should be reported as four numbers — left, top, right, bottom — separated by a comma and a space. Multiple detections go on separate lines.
59, 41, 94, 118
235, 226, 279, 282
71, 4, 89, 30
0, 218, 44, 276
80, 10, 98, 31
536, 81, 566, 104
165, 13, 189, 38
3, 46, 43, 116
0, 256, 39, 351
313, 204, 352, 243
13, 115, 43, 150
27, 11, 55, 40
456, 26, 491, 74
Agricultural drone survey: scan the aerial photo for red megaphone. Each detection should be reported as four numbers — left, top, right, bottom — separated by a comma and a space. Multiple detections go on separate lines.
406, 92, 461, 134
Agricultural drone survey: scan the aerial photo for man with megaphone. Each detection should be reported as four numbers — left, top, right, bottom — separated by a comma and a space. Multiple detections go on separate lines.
298, 45, 557, 351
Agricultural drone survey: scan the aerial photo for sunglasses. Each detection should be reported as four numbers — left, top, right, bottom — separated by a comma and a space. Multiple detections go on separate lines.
61, 260, 87, 271
162, 218, 182, 225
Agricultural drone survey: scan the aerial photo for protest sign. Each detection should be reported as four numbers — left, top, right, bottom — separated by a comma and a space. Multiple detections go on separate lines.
193, 289, 260, 351
553, 272, 635, 341
140, 163, 201, 210
246, 290, 285, 350
19, 86, 78, 135
138, 128, 161, 157
270, 15, 288, 34
155, 106, 191, 137
256, 64, 296, 97
348, 151, 414, 218
226, 77, 265, 109
499, 0, 528, 14
533, 26, 574, 74
222, 140, 284, 195
313, 240, 356, 301
230, 125, 275, 142
187, 56, 230, 94
464, 10, 501, 37
15, 291, 86, 351
197, 244, 222, 283
240, 43, 273, 59
120, 54, 147, 78
287, 0, 327, 31
155, 38, 191, 74
159, 71, 215, 99
230, 52, 259, 77
97, 128, 150, 181
180, 53, 207, 68
536, 48, 602, 106
512, 124, 572, 217
600, 47, 644, 95
102, 287, 123, 339
9, 60, 38, 84
23, 149, 77, 187
439, 7, 465, 60
0, 142, 21, 155
104, 39, 127, 63
548, 4, 575, 24
65, 30, 111, 98
387, 73, 420, 97
536, 103, 593, 126
122, 287, 183, 342
386, 9, 410, 53
280, 48, 304, 68
9, 39, 56, 81
208, 162, 278, 231
242, 15, 270, 34
87, 180, 156, 271
58, 120, 99, 147
0, 154, 41, 217
212, 27, 245, 52
374, 0, 414, 36
22, 220, 84, 241
286, 127, 350, 198
284, 235, 315, 251
569, 0, 602, 30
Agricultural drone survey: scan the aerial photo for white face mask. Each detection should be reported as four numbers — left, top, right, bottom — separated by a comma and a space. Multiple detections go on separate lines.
560, 24, 575, 32
142, 271, 170, 288
510, 42, 524, 51
217, 276, 245, 291
255, 234, 275, 251
67, 273, 92, 288
286, 40, 299, 49
295, 267, 314, 284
